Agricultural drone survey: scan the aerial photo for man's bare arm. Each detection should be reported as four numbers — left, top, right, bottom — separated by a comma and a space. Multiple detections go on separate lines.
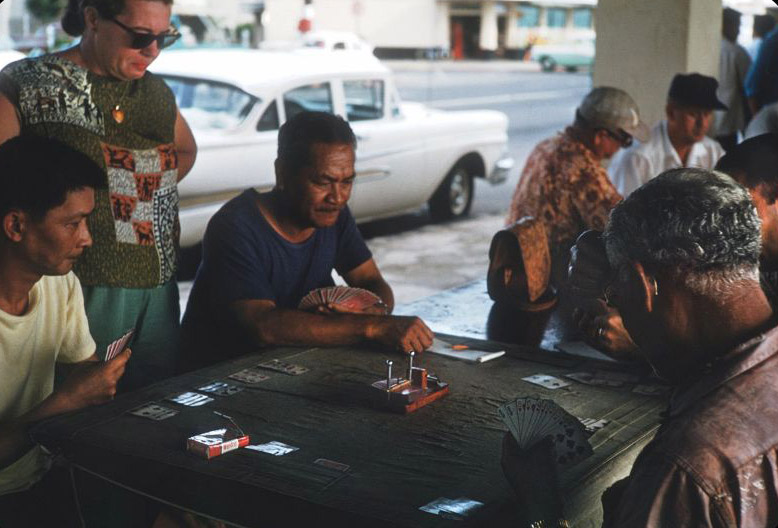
0, 351, 129, 470
343, 258, 395, 313
174, 109, 197, 181
231, 299, 432, 353
0, 93, 21, 145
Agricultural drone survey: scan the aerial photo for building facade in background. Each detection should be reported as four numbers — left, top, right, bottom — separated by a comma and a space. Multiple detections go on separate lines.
263, 0, 595, 59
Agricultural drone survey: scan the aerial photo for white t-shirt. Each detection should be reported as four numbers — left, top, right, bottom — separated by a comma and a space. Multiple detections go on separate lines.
608, 121, 724, 197
715, 38, 751, 136
745, 102, 778, 139
0, 273, 95, 495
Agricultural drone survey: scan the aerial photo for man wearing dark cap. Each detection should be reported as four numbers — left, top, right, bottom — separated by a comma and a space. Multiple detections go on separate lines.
609, 73, 726, 196
506, 86, 648, 286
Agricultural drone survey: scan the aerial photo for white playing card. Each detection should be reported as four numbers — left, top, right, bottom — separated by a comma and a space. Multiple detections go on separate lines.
419, 497, 458, 515
256, 359, 309, 376
197, 381, 243, 396
245, 441, 299, 456
522, 374, 571, 389
167, 392, 214, 407
128, 403, 178, 421
578, 417, 610, 435
228, 368, 270, 384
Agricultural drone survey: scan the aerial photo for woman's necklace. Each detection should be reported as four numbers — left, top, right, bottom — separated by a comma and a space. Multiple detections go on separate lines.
112, 82, 131, 124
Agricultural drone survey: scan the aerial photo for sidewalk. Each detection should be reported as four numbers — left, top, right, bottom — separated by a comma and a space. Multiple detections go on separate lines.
382, 59, 541, 74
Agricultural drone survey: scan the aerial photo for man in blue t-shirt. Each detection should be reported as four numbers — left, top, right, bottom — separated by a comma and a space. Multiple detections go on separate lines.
182, 112, 434, 367
745, 25, 778, 115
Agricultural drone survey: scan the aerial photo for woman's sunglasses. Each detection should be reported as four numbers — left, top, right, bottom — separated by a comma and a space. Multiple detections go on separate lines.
110, 18, 181, 50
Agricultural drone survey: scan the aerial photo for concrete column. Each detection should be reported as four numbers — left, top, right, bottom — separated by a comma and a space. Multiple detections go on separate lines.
505, 4, 521, 52
593, 0, 721, 127
479, 1, 499, 54
0, 2, 11, 47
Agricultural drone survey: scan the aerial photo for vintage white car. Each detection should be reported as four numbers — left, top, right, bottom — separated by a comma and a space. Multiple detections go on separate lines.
0, 50, 25, 70
149, 49, 513, 247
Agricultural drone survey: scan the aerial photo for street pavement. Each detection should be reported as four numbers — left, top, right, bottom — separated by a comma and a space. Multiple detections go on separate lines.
178, 63, 592, 314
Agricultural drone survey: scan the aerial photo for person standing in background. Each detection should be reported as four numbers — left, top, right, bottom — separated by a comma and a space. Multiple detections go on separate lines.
715, 7, 751, 152
747, 14, 776, 61
0, 0, 197, 391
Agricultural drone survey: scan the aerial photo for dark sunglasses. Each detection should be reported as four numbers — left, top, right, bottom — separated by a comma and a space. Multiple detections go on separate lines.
602, 128, 634, 148
110, 18, 180, 50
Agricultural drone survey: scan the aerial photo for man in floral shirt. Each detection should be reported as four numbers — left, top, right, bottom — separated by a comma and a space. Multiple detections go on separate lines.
506, 87, 647, 285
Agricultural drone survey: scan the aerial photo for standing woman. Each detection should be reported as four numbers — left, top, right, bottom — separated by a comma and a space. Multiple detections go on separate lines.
0, 0, 197, 390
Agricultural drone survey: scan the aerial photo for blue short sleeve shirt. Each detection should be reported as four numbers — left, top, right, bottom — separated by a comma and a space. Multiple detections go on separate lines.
181, 189, 372, 363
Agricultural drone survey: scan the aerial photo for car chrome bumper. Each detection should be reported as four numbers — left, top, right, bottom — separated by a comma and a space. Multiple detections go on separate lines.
487, 155, 514, 185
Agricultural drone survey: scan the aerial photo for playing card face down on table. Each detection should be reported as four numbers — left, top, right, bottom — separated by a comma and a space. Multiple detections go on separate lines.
498, 397, 593, 466
298, 286, 381, 311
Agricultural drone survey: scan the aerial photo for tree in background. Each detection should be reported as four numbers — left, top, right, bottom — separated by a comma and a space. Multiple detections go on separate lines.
26, 0, 65, 23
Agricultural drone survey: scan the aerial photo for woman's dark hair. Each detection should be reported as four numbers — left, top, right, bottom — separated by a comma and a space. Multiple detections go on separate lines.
62, 0, 174, 36
0, 136, 105, 221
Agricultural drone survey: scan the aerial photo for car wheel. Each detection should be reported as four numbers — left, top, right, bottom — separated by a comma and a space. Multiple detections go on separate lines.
539, 56, 556, 72
429, 163, 474, 221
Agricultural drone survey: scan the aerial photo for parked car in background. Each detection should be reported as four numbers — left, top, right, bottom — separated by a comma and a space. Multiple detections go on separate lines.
0, 49, 26, 70
150, 48, 513, 248
301, 30, 375, 54
529, 38, 594, 72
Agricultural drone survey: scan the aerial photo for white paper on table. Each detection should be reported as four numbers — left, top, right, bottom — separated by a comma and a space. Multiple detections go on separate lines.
428, 338, 505, 363
555, 341, 618, 363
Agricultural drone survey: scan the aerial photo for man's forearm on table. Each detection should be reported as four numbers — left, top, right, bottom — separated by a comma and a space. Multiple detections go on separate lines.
246, 308, 386, 348
0, 391, 75, 470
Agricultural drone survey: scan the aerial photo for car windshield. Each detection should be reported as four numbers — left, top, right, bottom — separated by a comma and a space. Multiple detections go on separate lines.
162, 75, 259, 130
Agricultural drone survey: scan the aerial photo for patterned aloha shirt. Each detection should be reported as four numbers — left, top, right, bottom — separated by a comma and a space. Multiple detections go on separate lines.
506, 128, 622, 274
0, 55, 179, 288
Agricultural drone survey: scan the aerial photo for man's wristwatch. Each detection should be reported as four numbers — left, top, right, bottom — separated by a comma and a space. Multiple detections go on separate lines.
529, 520, 571, 528
374, 300, 389, 314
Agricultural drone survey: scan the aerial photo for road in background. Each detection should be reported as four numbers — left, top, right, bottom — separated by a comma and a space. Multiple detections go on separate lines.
178, 65, 592, 314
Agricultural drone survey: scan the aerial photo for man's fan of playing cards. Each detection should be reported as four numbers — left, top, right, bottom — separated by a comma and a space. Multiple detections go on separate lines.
498, 397, 593, 466
105, 328, 134, 361
298, 286, 382, 311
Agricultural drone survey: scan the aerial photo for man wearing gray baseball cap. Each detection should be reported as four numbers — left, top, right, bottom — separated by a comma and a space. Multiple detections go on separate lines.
506, 86, 647, 286
609, 73, 726, 197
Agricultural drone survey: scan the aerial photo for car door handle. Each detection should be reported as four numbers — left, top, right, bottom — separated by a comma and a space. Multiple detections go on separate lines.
356, 134, 370, 142
356, 167, 391, 181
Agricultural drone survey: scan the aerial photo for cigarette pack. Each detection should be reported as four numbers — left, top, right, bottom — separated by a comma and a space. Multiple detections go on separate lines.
187, 428, 250, 459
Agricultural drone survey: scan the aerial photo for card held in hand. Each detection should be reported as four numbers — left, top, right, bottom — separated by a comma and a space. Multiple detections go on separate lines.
298, 286, 382, 312
498, 397, 593, 466
105, 328, 134, 361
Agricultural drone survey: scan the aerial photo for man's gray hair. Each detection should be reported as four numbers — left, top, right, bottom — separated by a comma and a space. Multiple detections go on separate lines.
604, 168, 761, 297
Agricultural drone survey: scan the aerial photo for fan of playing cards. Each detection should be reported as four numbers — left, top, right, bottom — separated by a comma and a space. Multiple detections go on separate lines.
104, 328, 134, 361
498, 397, 593, 466
298, 286, 382, 312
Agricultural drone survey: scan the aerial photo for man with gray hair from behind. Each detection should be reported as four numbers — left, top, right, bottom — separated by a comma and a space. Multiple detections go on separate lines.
502, 168, 778, 527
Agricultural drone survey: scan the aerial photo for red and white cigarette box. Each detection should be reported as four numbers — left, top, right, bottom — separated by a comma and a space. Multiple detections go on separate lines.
187, 429, 250, 459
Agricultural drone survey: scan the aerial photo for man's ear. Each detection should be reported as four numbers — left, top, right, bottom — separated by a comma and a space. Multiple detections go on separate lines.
627, 260, 656, 314
665, 103, 675, 122
83, 6, 100, 32
3, 210, 25, 242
